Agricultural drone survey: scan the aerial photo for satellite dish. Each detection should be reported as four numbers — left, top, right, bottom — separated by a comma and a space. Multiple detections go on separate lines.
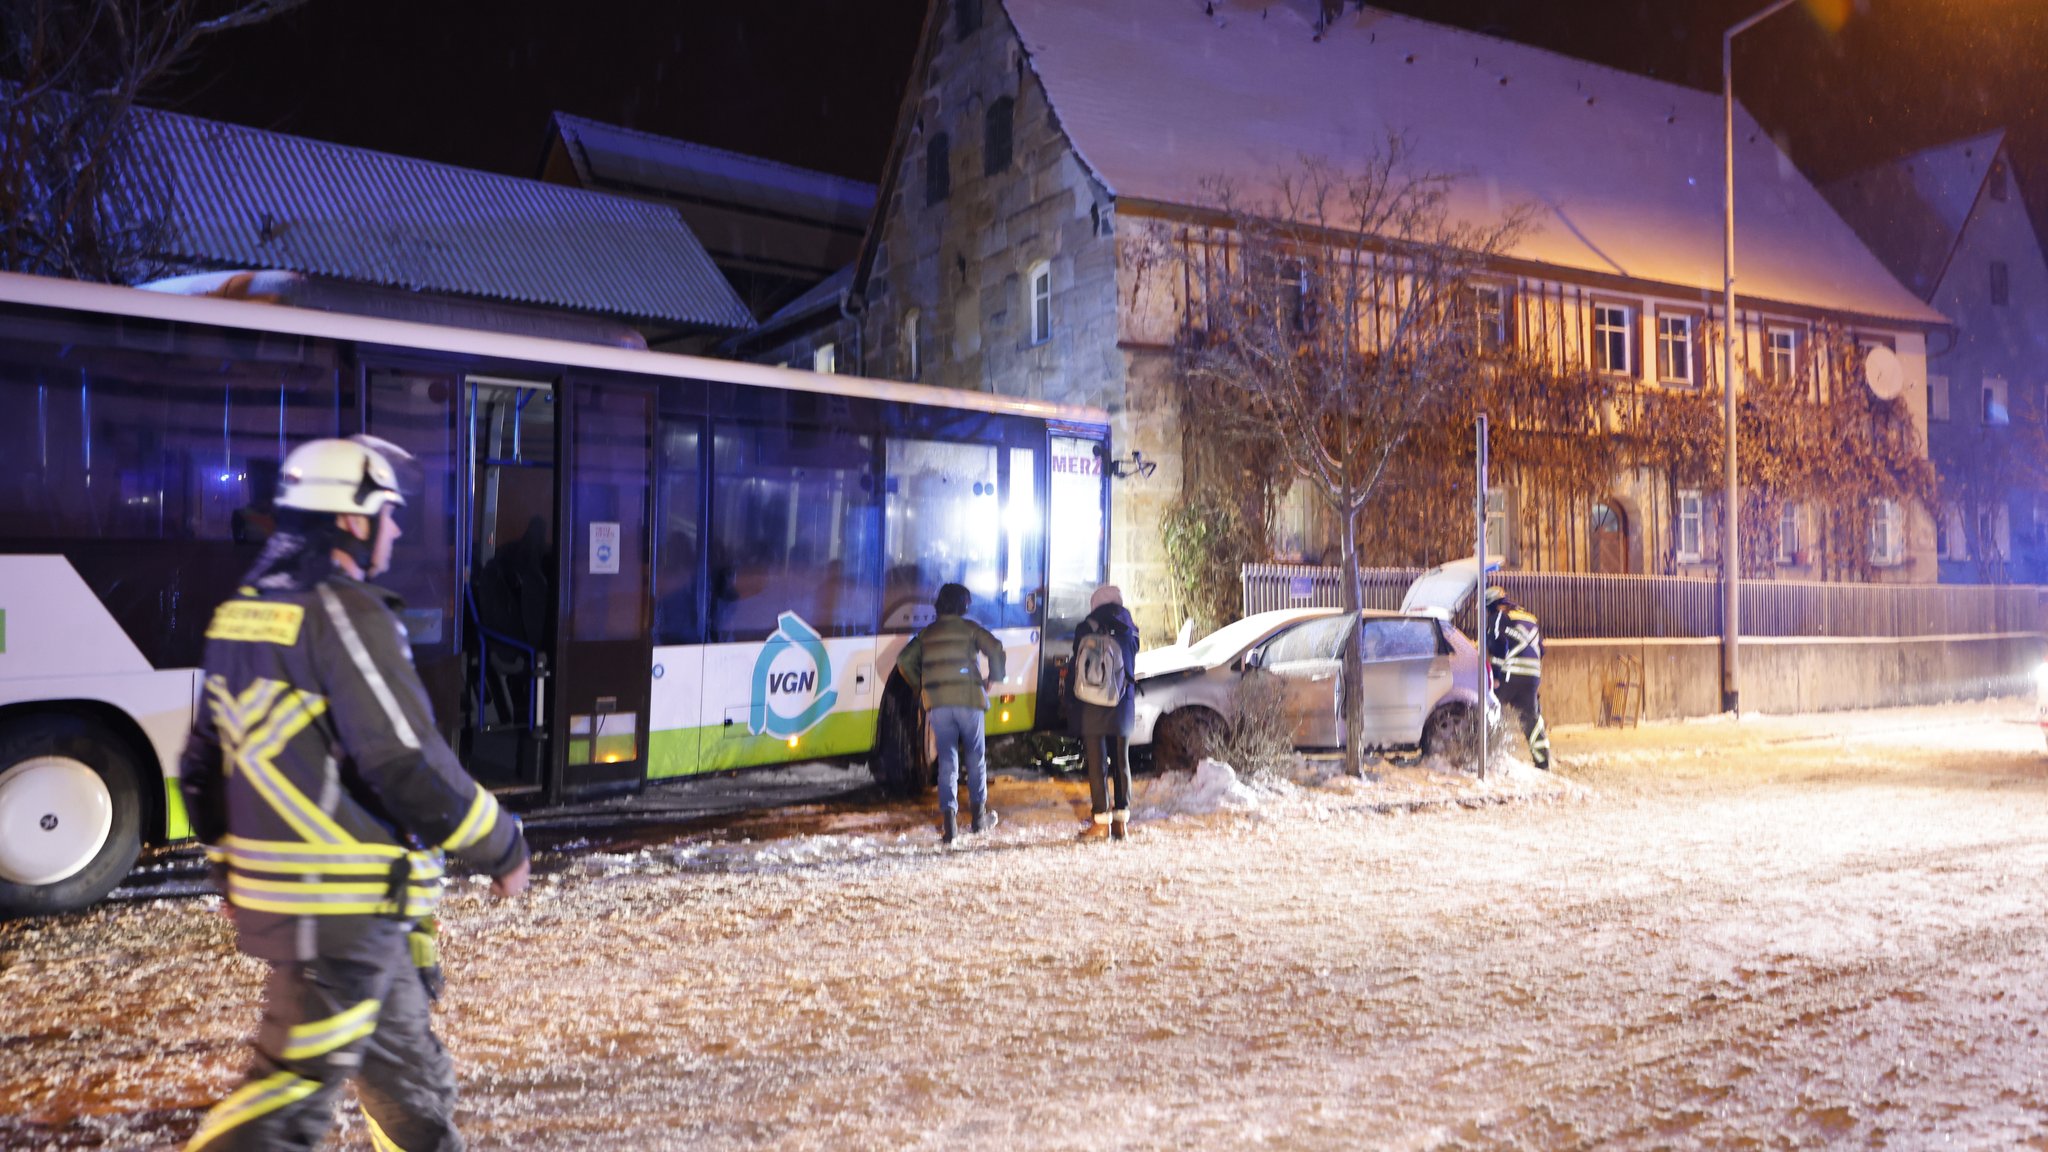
1865, 345, 1905, 401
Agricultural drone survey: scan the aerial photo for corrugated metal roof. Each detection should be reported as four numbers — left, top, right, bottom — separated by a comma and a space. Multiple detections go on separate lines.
1003, 0, 1946, 327
134, 106, 753, 331
1822, 131, 2006, 301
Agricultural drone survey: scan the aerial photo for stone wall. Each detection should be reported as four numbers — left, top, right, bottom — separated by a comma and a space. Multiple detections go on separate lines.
1539, 634, 2043, 726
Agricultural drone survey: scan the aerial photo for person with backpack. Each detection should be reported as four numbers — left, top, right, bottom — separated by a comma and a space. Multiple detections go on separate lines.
1067, 585, 1140, 842
897, 582, 1007, 844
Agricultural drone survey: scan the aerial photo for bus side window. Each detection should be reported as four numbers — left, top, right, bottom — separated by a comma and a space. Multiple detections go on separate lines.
709, 421, 880, 641
654, 417, 703, 645
884, 437, 1002, 630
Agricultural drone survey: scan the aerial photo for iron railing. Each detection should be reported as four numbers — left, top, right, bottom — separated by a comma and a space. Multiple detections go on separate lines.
1242, 564, 2048, 640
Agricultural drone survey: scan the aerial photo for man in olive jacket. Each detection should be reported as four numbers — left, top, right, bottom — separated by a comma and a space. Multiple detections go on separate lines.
897, 583, 1006, 843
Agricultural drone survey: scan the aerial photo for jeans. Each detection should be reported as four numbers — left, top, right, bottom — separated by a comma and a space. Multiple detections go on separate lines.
928, 705, 987, 815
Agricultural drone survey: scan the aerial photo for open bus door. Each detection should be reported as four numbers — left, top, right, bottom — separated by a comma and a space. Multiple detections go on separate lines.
1043, 431, 1110, 705
550, 377, 656, 799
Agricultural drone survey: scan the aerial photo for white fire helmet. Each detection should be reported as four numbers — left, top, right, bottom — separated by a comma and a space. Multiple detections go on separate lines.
275, 436, 411, 516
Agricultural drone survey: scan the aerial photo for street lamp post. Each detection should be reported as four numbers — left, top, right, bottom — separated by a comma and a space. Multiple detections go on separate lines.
1722, 0, 1801, 714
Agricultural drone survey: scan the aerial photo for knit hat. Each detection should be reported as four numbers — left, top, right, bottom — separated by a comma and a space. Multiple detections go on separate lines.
1089, 585, 1123, 610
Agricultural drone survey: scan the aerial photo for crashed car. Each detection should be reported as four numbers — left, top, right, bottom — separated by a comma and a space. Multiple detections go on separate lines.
1131, 559, 1490, 771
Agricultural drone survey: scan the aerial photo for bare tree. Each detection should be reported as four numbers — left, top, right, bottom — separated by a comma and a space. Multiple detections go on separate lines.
1177, 139, 1528, 777
1, 0, 307, 282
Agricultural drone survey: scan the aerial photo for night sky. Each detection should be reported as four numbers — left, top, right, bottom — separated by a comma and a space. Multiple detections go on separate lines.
161, 0, 2047, 231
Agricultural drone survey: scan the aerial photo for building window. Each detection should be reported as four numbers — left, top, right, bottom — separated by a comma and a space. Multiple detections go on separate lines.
984, 96, 1014, 176
1777, 502, 1801, 564
1989, 159, 2009, 202
1472, 285, 1510, 353
1484, 487, 1510, 557
1929, 374, 1950, 422
1767, 326, 1800, 383
1028, 261, 1052, 344
1935, 506, 1957, 560
1869, 499, 1903, 566
1984, 376, 2009, 425
1991, 261, 2009, 306
812, 343, 837, 375
954, 0, 981, 39
1977, 505, 2002, 559
1594, 303, 1633, 376
1656, 312, 1694, 385
925, 134, 950, 206
901, 309, 920, 381
1676, 489, 1704, 563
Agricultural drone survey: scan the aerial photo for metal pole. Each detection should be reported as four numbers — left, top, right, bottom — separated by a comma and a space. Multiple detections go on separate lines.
1476, 412, 1489, 777
1720, 0, 1799, 716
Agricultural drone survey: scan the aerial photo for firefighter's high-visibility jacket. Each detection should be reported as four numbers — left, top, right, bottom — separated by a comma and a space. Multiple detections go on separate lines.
1487, 597, 1545, 684
178, 575, 527, 963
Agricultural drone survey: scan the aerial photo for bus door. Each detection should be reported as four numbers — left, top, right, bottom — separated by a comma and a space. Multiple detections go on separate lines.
364, 368, 465, 749
463, 376, 556, 793
1043, 432, 1110, 701
552, 377, 656, 799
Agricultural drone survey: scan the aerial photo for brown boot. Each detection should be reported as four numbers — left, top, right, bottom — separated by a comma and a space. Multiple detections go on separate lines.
1111, 812, 1130, 841
1076, 815, 1111, 842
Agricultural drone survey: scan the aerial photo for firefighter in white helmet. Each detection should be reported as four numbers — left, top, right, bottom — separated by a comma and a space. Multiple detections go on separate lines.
178, 436, 529, 1152
1485, 585, 1551, 771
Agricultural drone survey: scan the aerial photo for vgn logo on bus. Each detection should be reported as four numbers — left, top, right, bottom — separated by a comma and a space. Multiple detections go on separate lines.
750, 611, 838, 739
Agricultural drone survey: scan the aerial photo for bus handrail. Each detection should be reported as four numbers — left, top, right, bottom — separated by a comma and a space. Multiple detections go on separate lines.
462, 583, 543, 730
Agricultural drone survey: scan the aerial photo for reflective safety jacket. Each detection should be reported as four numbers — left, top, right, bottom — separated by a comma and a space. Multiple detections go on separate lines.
178, 576, 528, 963
1487, 598, 1545, 683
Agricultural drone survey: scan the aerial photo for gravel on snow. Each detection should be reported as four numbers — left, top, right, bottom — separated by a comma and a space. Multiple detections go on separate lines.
4, 699, 2048, 1150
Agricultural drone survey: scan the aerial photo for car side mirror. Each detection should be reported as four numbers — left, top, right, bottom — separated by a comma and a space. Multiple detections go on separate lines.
1242, 649, 1262, 670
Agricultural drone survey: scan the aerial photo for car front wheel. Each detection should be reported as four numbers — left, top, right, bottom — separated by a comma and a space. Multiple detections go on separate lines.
1151, 707, 1224, 775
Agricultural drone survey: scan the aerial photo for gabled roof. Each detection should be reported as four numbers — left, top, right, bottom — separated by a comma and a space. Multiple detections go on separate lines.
548, 112, 877, 229
1821, 130, 2007, 301
999, 0, 1945, 327
136, 106, 753, 332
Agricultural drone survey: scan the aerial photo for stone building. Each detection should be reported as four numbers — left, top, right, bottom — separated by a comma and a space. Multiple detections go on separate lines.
1825, 131, 2048, 583
853, 0, 1946, 636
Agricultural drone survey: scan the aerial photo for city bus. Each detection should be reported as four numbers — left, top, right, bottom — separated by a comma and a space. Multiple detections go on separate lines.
0, 272, 1111, 915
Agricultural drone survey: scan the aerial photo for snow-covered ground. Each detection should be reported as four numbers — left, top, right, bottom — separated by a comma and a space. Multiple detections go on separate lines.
5, 699, 2048, 1150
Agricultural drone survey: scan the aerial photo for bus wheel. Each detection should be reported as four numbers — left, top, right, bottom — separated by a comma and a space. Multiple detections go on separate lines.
0, 716, 144, 917
872, 694, 931, 798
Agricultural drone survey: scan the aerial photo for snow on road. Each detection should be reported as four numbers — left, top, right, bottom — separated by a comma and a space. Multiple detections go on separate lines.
4, 700, 2048, 1150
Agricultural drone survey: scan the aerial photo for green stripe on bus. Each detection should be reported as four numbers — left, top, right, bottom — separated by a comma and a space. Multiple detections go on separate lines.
164, 781, 193, 840
647, 693, 1038, 780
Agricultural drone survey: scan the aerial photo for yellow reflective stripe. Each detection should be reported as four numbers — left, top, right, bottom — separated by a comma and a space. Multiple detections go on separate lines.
365, 1108, 407, 1152
227, 875, 443, 917
282, 998, 381, 1061
233, 875, 404, 897
206, 600, 306, 645
442, 789, 500, 851
221, 835, 403, 858
184, 1070, 321, 1151
235, 693, 348, 845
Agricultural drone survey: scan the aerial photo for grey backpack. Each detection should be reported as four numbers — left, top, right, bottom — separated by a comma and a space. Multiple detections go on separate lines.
1072, 628, 1127, 707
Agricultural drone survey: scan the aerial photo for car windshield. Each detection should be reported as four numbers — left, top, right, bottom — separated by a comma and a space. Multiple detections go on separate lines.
1183, 612, 1329, 667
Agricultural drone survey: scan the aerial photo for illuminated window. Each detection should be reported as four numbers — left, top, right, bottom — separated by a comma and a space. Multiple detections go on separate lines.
1777, 502, 1801, 564
901, 309, 921, 381
1657, 313, 1694, 384
1485, 487, 1510, 557
812, 343, 837, 375
1028, 261, 1052, 344
1676, 489, 1703, 563
1473, 285, 1509, 353
1767, 326, 1800, 383
1594, 303, 1633, 376
1984, 376, 2008, 425
1868, 499, 1903, 566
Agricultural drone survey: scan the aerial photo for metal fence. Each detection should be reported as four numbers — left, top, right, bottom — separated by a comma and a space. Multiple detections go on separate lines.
1242, 564, 2048, 640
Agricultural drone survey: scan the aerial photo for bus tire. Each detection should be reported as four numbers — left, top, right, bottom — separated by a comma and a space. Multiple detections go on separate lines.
0, 715, 144, 918
872, 693, 931, 798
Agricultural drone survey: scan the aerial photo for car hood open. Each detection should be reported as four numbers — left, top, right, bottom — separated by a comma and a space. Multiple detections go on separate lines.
1399, 555, 1501, 618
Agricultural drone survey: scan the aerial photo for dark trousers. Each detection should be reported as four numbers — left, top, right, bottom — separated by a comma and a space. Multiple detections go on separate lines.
185, 945, 461, 1152
1081, 734, 1132, 817
1497, 675, 1551, 770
